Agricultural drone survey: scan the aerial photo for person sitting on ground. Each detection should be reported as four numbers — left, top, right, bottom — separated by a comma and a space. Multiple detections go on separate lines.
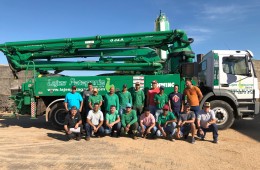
156, 104, 177, 141
121, 103, 139, 140
64, 106, 83, 141
176, 103, 196, 144
139, 107, 157, 138
197, 102, 219, 144
105, 105, 121, 137
85, 103, 104, 141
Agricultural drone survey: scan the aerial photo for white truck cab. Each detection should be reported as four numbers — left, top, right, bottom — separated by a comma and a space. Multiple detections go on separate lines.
198, 50, 259, 129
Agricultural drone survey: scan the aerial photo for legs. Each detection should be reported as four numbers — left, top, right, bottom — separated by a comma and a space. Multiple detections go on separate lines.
149, 105, 157, 116
200, 124, 218, 141
85, 123, 105, 138
155, 109, 163, 122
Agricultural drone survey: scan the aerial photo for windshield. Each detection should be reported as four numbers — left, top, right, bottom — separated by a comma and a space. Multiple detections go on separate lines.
222, 56, 247, 75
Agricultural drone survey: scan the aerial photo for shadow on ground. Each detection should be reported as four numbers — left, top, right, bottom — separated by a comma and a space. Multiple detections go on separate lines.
231, 115, 260, 142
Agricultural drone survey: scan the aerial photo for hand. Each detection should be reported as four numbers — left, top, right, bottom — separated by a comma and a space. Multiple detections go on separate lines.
141, 127, 145, 133
125, 127, 129, 132
79, 108, 82, 112
126, 124, 130, 128
74, 124, 79, 129
93, 126, 98, 132
162, 131, 167, 137
181, 121, 186, 126
67, 131, 72, 134
146, 128, 151, 134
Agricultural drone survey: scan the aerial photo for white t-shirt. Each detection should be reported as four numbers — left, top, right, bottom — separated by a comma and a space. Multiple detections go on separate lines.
87, 110, 104, 125
197, 109, 216, 128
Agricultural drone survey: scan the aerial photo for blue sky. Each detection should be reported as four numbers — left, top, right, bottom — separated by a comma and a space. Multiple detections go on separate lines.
0, 0, 260, 76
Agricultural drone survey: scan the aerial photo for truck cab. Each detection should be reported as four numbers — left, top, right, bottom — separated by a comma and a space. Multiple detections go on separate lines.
198, 50, 259, 129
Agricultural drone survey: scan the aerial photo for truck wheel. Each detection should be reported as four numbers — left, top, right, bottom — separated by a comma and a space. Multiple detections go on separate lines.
50, 102, 67, 129
210, 100, 234, 130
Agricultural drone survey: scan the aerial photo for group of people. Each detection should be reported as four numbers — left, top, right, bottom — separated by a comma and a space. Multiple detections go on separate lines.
63, 79, 218, 144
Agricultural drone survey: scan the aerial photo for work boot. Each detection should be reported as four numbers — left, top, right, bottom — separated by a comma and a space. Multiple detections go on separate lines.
85, 136, 90, 141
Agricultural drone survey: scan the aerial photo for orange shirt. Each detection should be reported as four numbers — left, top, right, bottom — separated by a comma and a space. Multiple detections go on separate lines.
183, 86, 202, 106
148, 87, 160, 106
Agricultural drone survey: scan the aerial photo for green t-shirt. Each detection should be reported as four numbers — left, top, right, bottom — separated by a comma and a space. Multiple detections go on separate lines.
88, 94, 103, 107
104, 93, 119, 111
132, 89, 145, 107
106, 110, 120, 124
121, 110, 137, 127
118, 91, 132, 108
154, 93, 168, 109
158, 111, 176, 126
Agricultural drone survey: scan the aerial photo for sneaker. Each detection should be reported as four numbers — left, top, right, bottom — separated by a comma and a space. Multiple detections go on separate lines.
213, 139, 218, 144
76, 136, 81, 141
191, 137, 195, 144
85, 136, 90, 141
168, 135, 175, 142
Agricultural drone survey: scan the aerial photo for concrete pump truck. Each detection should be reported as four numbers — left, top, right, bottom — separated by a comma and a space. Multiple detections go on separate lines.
0, 12, 258, 129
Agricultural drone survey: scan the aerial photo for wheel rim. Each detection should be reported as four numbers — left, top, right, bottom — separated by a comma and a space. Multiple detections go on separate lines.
212, 107, 229, 126
54, 108, 67, 126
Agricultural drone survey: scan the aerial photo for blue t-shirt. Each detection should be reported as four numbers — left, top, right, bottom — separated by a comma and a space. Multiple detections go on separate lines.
168, 92, 182, 112
64, 92, 83, 110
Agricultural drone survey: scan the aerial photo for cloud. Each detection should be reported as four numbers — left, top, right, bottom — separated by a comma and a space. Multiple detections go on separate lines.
182, 26, 213, 44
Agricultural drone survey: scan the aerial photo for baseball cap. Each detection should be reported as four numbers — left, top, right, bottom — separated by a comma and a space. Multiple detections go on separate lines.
204, 102, 210, 107
93, 88, 98, 92
162, 104, 169, 110
160, 86, 165, 90
126, 103, 132, 108
123, 84, 127, 88
152, 80, 157, 84
184, 103, 190, 107
71, 85, 76, 90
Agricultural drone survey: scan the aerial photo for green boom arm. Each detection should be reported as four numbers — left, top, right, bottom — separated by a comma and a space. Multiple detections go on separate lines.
0, 29, 194, 74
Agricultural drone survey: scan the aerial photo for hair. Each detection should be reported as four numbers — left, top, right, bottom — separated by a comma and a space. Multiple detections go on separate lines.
185, 78, 191, 82
143, 107, 150, 112
88, 82, 93, 86
174, 84, 179, 88
70, 106, 77, 110
110, 105, 116, 108
94, 103, 99, 106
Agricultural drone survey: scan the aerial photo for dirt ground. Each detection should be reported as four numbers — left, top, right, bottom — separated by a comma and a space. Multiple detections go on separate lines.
0, 112, 259, 170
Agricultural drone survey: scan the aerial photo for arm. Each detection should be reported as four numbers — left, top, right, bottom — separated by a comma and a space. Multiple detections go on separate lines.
146, 92, 150, 106
79, 94, 83, 112
129, 111, 138, 125
196, 87, 203, 101
116, 95, 119, 111
141, 91, 145, 107
129, 92, 132, 105
64, 102, 69, 111
121, 114, 126, 128
64, 125, 70, 134
87, 118, 96, 129
97, 120, 103, 130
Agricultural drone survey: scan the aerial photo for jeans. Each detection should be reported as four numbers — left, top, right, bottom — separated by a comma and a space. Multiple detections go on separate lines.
172, 110, 180, 120
198, 124, 218, 140
105, 122, 121, 135
119, 106, 125, 116
155, 109, 163, 122
156, 122, 176, 137
123, 122, 138, 134
149, 105, 157, 116
66, 124, 83, 140
133, 106, 143, 116
139, 125, 157, 135
190, 106, 200, 117
85, 123, 105, 137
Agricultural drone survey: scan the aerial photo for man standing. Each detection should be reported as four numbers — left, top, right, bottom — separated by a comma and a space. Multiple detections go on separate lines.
197, 102, 218, 143
88, 88, 103, 110
118, 84, 132, 115
105, 105, 121, 137
154, 86, 168, 121
85, 103, 104, 141
64, 106, 83, 141
82, 82, 93, 123
156, 104, 177, 141
183, 79, 203, 117
64, 85, 83, 112
121, 103, 138, 139
104, 86, 119, 113
176, 103, 196, 144
132, 82, 145, 117
139, 107, 157, 138
168, 85, 183, 120
146, 80, 160, 115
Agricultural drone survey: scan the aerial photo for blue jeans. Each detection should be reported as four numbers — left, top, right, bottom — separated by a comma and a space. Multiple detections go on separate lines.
172, 110, 180, 120
85, 123, 105, 137
198, 124, 218, 140
149, 105, 157, 116
105, 122, 121, 135
156, 122, 176, 137
139, 125, 157, 135
190, 106, 200, 117
155, 109, 163, 122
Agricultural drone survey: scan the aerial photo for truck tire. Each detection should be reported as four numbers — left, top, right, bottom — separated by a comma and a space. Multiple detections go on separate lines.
50, 102, 67, 129
210, 100, 234, 130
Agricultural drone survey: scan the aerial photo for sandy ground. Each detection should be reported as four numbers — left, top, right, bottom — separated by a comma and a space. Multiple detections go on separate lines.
0, 112, 259, 170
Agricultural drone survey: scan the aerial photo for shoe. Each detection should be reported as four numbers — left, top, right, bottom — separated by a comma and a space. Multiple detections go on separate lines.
200, 137, 205, 141
191, 137, 195, 144
76, 136, 81, 141
85, 137, 90, 141
133, 135, 138, 140
184, 134, 188, 139
168, 135, 175, 142
213, 139, 218, 144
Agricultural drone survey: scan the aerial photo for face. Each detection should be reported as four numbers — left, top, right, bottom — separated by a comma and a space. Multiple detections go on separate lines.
123, 87, 127, 91
110, 106, 116, 113
184, 106, 190, 112
110, 87, 115, 94
126, 107, 131, 113
204, 106, 210, 112
163, 109, 168, 115
135, 84, 140, 90
93, 104, 99, 111
144, 110, 150, 117
152, 82, 157, 88
71, 109, 77, 116
93, 91, 98, 95
88, 84, 93, 90
185, 80, 192, 88
174, 86, 178, 92
72, 88, 76, 93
